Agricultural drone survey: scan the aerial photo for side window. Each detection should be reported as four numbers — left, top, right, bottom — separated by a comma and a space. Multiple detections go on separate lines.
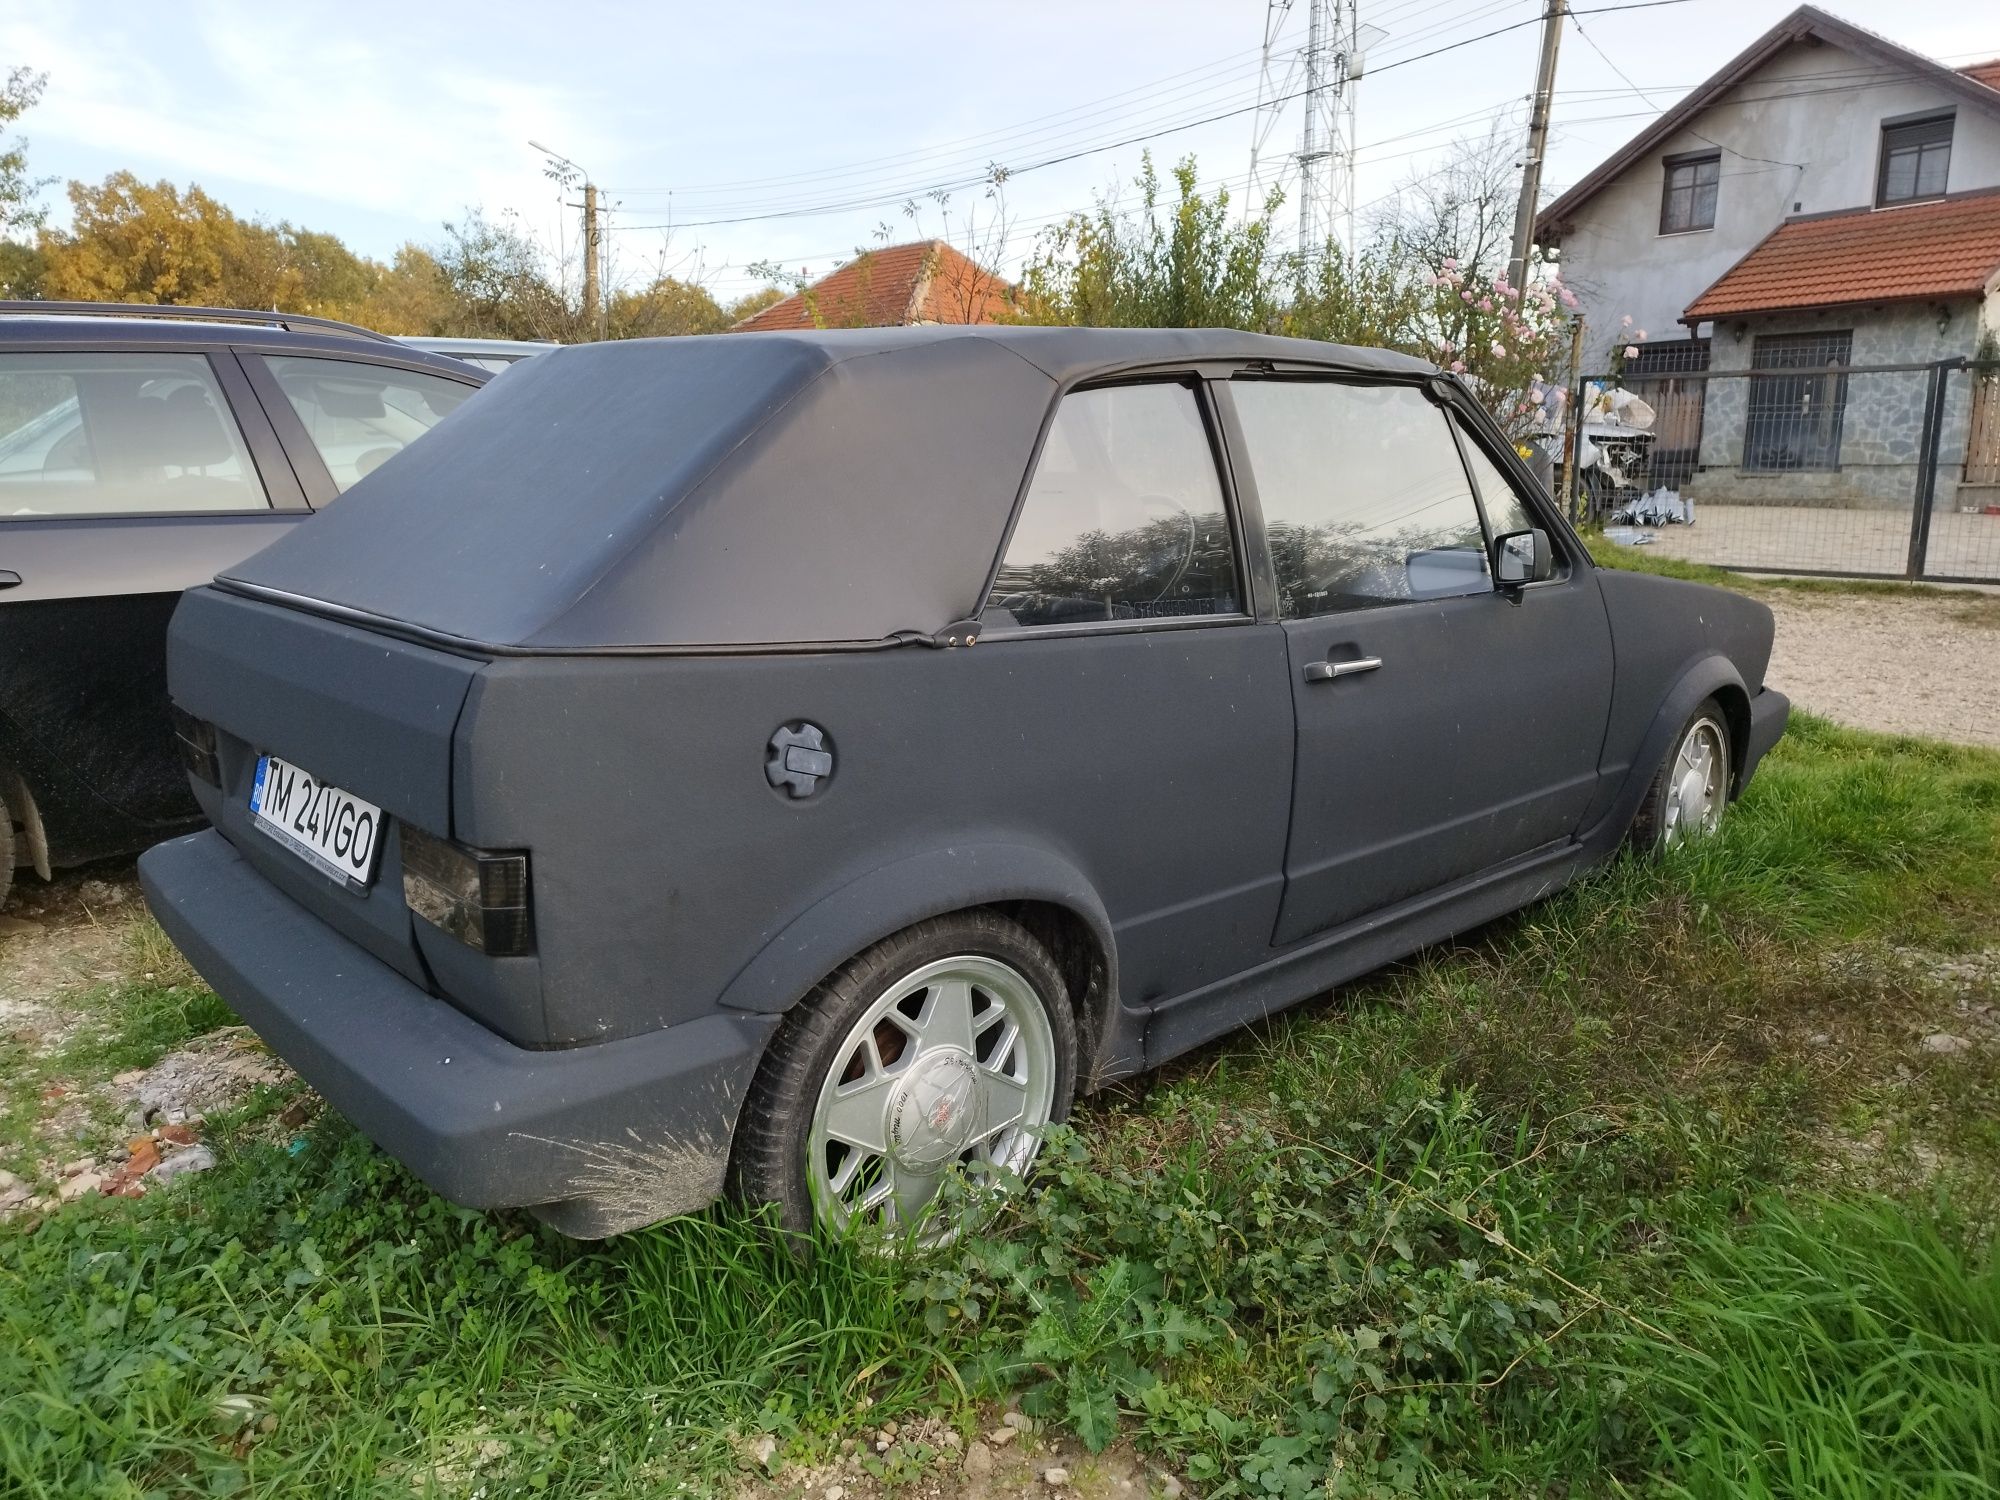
1232, 381, 1490, 616
0, 353, 269, 518
983, 383, 1242, 630
1451, 419, 1541, 545
261, 356, 474, 493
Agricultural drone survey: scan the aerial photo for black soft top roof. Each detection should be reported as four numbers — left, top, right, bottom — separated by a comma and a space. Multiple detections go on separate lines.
220, 325, 1432, 652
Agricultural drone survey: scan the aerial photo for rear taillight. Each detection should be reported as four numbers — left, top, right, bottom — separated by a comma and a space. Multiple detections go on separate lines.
169, 704, 220, 789
401, 826, 533, 956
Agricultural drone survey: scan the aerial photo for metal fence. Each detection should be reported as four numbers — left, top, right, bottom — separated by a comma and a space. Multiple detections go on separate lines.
1565, 357, 2000, 585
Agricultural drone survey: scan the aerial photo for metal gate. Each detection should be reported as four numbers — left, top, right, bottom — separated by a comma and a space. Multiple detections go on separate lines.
1567, 357, 2000, 585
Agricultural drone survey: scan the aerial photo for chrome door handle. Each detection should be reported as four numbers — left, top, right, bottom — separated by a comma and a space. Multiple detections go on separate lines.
1302, 656, 1382, 683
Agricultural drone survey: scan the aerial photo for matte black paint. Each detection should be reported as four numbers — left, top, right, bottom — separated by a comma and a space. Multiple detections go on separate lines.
0, 315, 484, 881
140, 326, 1789, 1236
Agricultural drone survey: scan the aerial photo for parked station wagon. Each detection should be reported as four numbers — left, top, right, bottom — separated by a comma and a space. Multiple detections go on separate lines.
0, 303, 485, 907
139, 328, 1787, 1239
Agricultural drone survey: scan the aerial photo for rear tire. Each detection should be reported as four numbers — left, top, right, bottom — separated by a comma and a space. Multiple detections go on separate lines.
730, 911, 1078, 1241
1630, 697, 1731, 854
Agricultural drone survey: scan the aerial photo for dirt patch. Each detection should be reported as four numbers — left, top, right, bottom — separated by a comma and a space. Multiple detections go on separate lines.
1764, 591, 2000, 748
734, 1412, 1180, 1500
0, 868, 149, 1055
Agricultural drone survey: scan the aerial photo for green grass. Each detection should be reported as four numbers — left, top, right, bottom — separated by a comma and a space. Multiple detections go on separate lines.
1583, 534, 2000, 627
2, 718, 1997, 1497
1627, 1195, 2000, 1499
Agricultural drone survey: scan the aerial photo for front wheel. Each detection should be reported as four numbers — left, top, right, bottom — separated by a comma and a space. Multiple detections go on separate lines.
731, 912, 1077, 1242
1631, 698, 1731, 853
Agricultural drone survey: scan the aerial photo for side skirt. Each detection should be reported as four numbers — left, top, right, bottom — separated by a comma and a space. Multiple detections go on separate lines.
1133, 838, 1593, 1071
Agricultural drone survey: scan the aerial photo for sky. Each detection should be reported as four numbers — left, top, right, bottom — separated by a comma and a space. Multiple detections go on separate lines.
5, 0, 1997, 307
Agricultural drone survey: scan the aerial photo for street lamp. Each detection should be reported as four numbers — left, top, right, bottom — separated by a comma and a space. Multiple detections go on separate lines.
529, 139, 603, 339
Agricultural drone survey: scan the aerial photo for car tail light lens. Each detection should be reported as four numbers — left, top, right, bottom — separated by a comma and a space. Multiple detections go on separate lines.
401, 826, 533, 956
169, 704, 220, 789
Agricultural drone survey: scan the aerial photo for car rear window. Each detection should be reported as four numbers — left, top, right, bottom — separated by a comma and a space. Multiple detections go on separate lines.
260, 356, 474, 493
983, 382, 1242, 631
0, 353, 270, 517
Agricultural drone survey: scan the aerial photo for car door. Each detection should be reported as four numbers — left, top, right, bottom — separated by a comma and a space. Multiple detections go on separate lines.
972, 377, 1297, 1010
0, 344, 309, 853
1221, 376, 1615, 947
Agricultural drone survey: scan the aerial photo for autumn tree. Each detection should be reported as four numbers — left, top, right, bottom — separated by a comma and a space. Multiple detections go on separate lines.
0, 67, 49, 297
608, 276, 729, 338
726, 285, 785, 323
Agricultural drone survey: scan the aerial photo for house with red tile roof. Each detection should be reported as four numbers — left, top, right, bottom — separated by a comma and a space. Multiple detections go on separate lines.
1534, 7, 2000, 509
734, 241, 1015, 332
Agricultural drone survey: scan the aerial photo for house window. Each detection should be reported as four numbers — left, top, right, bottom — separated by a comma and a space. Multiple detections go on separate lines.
1877, 113, 1952, 205
1744, 331, 1851, 473
1659, 151, 1720, 234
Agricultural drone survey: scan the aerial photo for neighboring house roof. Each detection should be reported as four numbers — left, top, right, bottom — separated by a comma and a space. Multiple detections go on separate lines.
1536, 6, 2000, 239
734, 240, 1013, 331
1682, 187, 2000, 322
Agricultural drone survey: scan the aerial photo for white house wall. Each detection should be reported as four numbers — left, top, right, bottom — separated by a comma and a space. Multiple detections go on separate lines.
1552, 38, 2000, 369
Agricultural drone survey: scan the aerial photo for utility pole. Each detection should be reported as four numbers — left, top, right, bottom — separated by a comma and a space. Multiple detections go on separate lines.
1507, 0, 1565, 290
582, 182, 603, 340
530, 139, 606, 339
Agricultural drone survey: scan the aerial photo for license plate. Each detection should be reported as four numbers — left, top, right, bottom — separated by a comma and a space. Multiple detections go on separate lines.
249, 755, 383, 891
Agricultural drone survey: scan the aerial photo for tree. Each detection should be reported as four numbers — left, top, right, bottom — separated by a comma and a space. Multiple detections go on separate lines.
608, 276, 729, 338
38, 174, 247, 304
726, 286, 785, 323
0, 67, 50, 238
430, 209, 565, 339
1020, 155, 1279, 330
1367, 127, 1519, 286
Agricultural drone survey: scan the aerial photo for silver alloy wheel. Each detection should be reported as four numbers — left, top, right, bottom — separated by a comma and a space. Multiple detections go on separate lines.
1662, 715, 1727, 845
806, 954, 1057, 1239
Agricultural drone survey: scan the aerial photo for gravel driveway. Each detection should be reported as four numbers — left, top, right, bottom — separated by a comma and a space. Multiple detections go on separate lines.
1763, 590, 2000, 749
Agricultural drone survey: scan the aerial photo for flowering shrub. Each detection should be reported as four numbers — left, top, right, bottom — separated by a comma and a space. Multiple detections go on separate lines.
1423, 259, 1576, 441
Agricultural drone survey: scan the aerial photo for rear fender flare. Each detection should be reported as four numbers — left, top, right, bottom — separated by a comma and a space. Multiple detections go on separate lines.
715, 840, 1119, 1034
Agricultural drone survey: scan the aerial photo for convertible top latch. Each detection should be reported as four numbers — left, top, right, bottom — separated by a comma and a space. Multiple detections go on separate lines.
928, 618, 983, 648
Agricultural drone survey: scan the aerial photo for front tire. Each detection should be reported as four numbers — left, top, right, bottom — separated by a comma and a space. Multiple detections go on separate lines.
1631, 698, 1731, 853
731, 912, 1077, 1240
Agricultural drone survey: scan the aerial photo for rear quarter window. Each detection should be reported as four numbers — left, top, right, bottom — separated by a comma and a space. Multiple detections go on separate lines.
983, 382, 1243, 631
261, 355, 474, 493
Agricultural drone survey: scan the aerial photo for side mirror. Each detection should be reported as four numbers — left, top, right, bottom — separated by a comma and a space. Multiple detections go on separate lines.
1493, 529, 1554, 589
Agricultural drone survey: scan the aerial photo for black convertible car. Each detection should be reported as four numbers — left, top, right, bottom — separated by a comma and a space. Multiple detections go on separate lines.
140, 327, 1787, 1239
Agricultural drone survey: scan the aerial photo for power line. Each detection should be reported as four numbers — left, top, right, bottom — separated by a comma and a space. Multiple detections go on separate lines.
610, 0, 1702, 235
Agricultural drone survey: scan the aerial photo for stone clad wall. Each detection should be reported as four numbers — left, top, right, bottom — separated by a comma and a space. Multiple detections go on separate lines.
1688, 301, 1981, 509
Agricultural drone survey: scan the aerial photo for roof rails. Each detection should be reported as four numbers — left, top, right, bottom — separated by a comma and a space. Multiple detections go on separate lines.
0, 300, 401, 344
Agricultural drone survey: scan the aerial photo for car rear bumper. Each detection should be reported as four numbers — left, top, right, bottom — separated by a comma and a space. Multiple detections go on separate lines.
138, 830, 778, 1237
1742, 686, 1789, 791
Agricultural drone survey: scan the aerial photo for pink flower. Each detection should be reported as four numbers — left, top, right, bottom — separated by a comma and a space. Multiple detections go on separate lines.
1559, 288, 1579, 309
1442, 257, 1459, 271
1620, 314, 1633, 326
1450, 360, 1467, 373
1490, 341, 1507, 357
1624, 345, 1640, 359
1461, 289, 1474, 302
1636, 328, 1648, 340
1478, 297, 1494, 312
